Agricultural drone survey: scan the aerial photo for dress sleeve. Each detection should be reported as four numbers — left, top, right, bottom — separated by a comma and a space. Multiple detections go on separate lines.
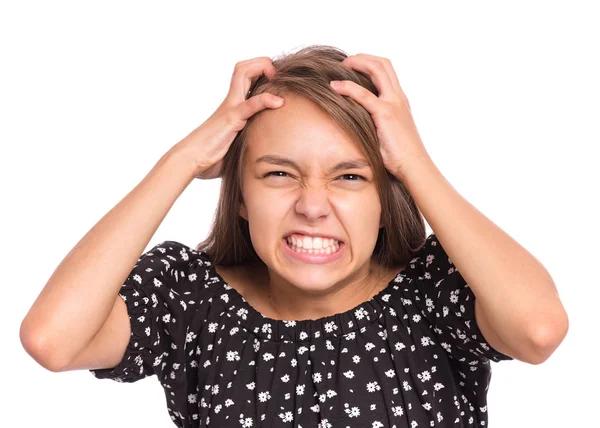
409, 233, 514, 363
89, 240, 209, 384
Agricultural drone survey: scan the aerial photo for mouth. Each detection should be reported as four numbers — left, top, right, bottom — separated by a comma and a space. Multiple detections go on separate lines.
284, 235, 343, 254
281, 236, 345, 263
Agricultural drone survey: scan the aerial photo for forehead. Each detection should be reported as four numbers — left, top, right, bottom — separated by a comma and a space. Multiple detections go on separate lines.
244, 94, 365, 163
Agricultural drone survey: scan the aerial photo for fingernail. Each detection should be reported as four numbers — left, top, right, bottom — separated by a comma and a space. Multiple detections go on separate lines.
330, 80, 341, 87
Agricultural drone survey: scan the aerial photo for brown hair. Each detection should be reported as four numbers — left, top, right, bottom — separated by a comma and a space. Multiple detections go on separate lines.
195, 44, 427, 270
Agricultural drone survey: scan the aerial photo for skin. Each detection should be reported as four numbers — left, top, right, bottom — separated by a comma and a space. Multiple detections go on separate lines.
236, 93, 402, 321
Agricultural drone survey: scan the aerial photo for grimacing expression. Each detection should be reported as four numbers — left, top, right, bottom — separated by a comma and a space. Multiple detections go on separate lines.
239, 93, 384, 293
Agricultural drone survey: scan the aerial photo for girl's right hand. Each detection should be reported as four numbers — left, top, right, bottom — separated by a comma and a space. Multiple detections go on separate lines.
177, 57, 285, 180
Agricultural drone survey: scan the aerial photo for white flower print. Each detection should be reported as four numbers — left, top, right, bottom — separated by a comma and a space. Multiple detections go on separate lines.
354, 307, 368, 319
263, 352, 274, 362
324, 321, 338, 333
239, 415, 254, 427
312, 372, 322, 383
317, 419, 332, 428
366, 381, 381, 392
344, 405, 360, 418
392, 405, 404, 417
420, 336, 434, 346
186, 331, 197, 343
226, 350, 240, 361
296, 384, 305, 395
417, 370, 432, 382
258, 391, 271, 402
237, 307, 249, 320
450, 289, 459, 304
343, 370, 355, 379
278, 411, 293, 422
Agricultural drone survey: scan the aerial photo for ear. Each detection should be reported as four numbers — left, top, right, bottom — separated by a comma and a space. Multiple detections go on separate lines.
239, 201, 248, 221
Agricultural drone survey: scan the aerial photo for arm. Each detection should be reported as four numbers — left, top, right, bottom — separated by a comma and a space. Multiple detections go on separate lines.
396, 156, 569, 365
20, 142, 199, 371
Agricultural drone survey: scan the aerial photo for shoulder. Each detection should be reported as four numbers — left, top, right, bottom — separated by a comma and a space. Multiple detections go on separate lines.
126, 240, 215, 296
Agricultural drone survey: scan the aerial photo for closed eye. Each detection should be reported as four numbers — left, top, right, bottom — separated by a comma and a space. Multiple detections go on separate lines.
263, 171, 367, 181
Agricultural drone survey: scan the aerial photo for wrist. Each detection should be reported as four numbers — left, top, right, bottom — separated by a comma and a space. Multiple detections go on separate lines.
393, 153, 435, 182
162, 141, 203, 180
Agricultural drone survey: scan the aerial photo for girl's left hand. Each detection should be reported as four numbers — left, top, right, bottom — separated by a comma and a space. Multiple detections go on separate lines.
330, 53, 431, 180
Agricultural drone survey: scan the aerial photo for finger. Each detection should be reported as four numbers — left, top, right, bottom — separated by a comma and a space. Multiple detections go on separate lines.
342, 54, 399, 99
235, 92, 284, 120
330, 80, 382, 116
228, 57, 277, 102
352, 54, 404, 95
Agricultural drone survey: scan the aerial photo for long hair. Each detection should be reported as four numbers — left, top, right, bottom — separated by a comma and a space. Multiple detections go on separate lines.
195, 45, 427, 270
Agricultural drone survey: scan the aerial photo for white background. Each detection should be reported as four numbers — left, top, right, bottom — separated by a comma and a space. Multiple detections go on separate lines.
3, 1, 598, 427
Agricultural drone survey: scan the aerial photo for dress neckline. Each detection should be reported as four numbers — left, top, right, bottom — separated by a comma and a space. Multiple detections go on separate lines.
207, 262, 411, 342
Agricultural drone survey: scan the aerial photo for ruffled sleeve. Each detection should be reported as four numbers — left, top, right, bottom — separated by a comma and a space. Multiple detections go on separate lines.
89, 240, 210, 384
408, 233, 514, 363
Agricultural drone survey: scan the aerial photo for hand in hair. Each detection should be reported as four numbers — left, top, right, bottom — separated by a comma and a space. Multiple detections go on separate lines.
178, 57, 286, 180
329, 53, 431, 181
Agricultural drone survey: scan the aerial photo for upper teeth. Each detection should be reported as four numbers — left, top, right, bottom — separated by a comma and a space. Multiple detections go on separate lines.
287, 234, 340, 249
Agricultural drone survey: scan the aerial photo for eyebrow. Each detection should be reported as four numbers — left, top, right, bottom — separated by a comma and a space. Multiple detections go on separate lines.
255, 154, 371, 174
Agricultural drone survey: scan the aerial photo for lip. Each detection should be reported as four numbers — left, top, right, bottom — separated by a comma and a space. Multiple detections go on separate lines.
284, 230, 344, 243
281, 238, 345, 264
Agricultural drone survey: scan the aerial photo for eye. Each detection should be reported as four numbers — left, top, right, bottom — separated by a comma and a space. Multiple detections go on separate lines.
263, 171, 291, 178
339, 174, 367, 181
263, 171, 366, 181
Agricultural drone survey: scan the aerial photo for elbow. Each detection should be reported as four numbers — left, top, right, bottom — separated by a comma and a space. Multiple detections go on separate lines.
20, 321, 68, 373
526, 309, 569, 365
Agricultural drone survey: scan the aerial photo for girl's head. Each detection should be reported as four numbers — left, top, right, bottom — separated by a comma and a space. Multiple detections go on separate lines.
196, 45, 426, 279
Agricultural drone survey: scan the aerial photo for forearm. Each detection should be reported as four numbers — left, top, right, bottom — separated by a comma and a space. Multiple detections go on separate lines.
396, 155, 567, 361
20, 143, 199, 369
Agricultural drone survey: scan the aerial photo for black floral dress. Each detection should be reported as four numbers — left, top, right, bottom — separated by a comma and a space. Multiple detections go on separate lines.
90, 233, 513, 427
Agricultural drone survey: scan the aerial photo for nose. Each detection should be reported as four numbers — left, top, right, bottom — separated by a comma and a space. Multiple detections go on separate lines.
294, 186, 332, 221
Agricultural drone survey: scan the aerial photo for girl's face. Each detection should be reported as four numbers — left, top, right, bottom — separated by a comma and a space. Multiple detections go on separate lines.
240, 93, 383, 294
